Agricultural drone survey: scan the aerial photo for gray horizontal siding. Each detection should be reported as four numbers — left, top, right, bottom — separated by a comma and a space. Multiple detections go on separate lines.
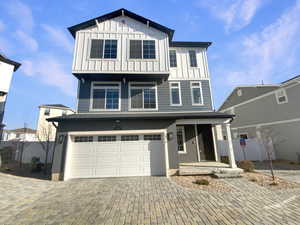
77, 79, 213, 113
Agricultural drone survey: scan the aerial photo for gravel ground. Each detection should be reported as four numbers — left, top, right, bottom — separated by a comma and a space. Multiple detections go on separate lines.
171, 175, 236, 192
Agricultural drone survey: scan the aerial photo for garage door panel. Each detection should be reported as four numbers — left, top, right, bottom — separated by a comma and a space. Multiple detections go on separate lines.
67, 134, 165, 179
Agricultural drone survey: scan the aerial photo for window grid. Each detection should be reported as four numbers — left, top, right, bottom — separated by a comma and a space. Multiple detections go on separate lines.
191, 82, 203, 105
90, 39, 117, 59
144, 134, 161, 141
129, 40, 155, 59
91, 83, 120, 111
276, 89, 288, 104
189, 50, 197, 67
121, 135, 139, 141
170, 82, 181, 106
129, 83, 157, 110
98, 136, 117, 142
169, 50, 177, 67
74, 136, 93, 142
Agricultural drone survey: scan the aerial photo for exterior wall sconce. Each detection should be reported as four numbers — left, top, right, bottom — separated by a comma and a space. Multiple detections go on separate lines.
167, 132, 174, 141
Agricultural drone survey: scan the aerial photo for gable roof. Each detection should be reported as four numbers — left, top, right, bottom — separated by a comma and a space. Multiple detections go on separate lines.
219, 85, 280, 111
68, 8, 175, 40
0, 53, 21, 71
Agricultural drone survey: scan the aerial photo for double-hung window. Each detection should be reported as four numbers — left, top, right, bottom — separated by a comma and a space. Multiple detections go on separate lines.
169, 82, 181, 106
190, 81, 203, 105
129, 83, 157, 110
90, 39, 117, 59
189, 50, 197, 67
169, 50, 177, 67
91, 82, 120, 111
129, 40, 155, 59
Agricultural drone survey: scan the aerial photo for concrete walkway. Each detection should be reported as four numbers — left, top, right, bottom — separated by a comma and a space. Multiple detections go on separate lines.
1, 173, 300, 225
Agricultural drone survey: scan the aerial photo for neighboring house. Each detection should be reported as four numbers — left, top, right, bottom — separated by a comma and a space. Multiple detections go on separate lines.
0, 53, 21, 138
219, 75, 300, 161
36, 104, 74, 141
48, 8, 237, 181
2, 128, 37, 142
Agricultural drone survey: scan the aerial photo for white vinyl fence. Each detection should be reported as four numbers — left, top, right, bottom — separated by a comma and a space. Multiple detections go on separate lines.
14, 142, 55, 164
218, 138, 276, 161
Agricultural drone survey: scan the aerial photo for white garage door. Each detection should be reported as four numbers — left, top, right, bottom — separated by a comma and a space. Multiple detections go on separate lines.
66, 134, 166, 179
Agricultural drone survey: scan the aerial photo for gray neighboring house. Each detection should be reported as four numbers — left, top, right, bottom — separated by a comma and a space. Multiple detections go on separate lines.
219, 75, 300, 161
0, 53, 21, 139
48, 8, 237, 181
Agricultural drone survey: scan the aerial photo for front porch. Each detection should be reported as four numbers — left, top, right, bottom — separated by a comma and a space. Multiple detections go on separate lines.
176, 117, 242, 177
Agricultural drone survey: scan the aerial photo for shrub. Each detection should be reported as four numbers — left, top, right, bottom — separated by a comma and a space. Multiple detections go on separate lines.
238, 160, 255, 172
194, 179, 209, 185
270, 181, 279, 186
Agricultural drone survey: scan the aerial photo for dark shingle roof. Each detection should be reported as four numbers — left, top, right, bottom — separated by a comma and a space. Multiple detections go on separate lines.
0, 54, 21, 71
68, 8, 175, 40
170, 41, 212, 48
47, 111, 233, 122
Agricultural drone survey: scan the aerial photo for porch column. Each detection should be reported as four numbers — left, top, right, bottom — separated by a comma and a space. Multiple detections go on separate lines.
211, 125, 219, 162
225, 123, 237, 168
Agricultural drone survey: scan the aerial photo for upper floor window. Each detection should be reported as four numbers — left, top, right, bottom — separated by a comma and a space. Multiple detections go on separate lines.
129, 83, 157, 110
189, 50, 197, 67
190, 81, 203, 105
44, 108, 50, 116
169, 82, 181, 106
91, 82, 121, 111
90, 39, 117, 59
129, 40, 155, 59
275, 89, 288, 104
169, 50, 177, 67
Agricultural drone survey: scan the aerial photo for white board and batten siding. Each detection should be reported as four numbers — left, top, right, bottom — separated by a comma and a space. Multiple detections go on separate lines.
169, 47, 210, 80
72, 16, 170, 74
0, 61, 14, 93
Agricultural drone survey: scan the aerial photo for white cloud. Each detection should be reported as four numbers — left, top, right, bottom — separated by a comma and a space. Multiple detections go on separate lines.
224, 0, 300, 85
21, 54, 76, 96
198, 0, 265, 32
5, 0, 34, 31
14, 30, 38, 52
41, 24, 73, 53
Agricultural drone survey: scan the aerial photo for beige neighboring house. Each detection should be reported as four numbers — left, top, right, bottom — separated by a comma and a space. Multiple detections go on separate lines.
37, 104, 74, 141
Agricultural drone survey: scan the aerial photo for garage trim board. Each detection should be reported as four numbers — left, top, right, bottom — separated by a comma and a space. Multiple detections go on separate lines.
63, 129, 169, 180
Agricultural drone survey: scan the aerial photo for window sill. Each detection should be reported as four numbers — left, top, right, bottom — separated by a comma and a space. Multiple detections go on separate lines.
170, 104, 182, 107
128, 58, 157, 61
88, 58, 119, 61
178, 151, 187, 154
128, 109, 158, 112
89, 109, 121, 112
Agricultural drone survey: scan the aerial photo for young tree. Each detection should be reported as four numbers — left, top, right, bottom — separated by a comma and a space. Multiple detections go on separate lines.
257, 127, 285, 181
36, 122, 55, 174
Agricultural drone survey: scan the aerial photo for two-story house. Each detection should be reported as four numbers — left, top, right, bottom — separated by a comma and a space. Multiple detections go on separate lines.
49, 9, 237, 181
219, 75, 300, 161
0, 53, 21, 139
36, 104, 74, 141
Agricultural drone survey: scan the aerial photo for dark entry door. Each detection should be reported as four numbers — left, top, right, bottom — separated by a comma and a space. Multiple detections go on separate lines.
197, 124, 215, 161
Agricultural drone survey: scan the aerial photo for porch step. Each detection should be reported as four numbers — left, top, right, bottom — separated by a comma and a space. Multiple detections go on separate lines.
212, 168, 243, 179
179, 169, 213, 176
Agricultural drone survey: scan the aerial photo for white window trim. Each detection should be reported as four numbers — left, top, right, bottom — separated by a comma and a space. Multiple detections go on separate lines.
90, 81, 121, 111
128, 82, 158, 111
128, 39, 157, 61
88, 39, 119, 61
190, 81, 204, 106
275, 88, 288, 104
188, 50, 198, 68
177, 126, 187, 154
169, 82, 182, 106
169, 49, 177, 68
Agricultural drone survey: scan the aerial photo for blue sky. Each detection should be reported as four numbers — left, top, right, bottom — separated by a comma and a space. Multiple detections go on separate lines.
1, 0, 300, 129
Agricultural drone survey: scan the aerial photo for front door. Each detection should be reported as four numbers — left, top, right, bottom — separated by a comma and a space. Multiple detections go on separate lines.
197, 124, 215, 161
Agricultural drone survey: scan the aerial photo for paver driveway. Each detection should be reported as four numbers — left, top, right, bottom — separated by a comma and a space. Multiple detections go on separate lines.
1, 173, 300, 225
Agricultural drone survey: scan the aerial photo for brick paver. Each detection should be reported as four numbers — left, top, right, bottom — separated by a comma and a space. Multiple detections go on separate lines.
1, 173, 300, 225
